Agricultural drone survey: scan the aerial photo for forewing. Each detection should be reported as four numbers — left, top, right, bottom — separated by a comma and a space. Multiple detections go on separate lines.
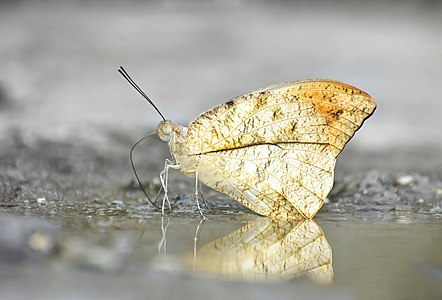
196, 142, 335, 219
187, 79, 376, 158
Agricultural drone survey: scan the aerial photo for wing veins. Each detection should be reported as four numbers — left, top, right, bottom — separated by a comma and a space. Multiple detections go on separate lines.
277, 87, 373, 114
201, 143, 334, 174
308, 98, 369, 117
208, 119, 327, 150
205, 148, 324, 208
210, 163, 275, 215
200, 101, 316, 143
263, 233, 325, 267
197, 97, 366, 153
195, 141, 330, 156
196, 84, 374, 142
327, 124, 353, 137
210, 160, 298, 215
204, 152, 332, 185
246, 158, 324, 203
224, 222, 276, 252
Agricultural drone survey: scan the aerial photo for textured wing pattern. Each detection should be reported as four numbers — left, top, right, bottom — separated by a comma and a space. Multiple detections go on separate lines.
196, 143, 335, 219
185, 80, 375, 219
185, 218, 333, 282
187, 79, 376, 158
275, 80, 376, 157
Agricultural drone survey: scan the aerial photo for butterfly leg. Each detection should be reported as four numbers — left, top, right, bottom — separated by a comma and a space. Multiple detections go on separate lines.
193, 218, 205, 270
152, 184, 164, 207
159, 160, 171, 214
198, 183, 211, 210
158, 216, 170, 255
194, 170, 207, 219
159, 159, 180, 215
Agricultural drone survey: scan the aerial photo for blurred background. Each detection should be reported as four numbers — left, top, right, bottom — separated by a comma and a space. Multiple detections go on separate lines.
1, 2, 442, 300
1, 0, 441, 153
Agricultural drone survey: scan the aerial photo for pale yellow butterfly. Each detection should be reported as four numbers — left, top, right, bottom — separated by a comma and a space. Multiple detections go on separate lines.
119, 67, 376, 220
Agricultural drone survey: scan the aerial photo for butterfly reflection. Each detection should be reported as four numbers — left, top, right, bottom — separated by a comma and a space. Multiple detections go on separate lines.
183, 218, 333, 283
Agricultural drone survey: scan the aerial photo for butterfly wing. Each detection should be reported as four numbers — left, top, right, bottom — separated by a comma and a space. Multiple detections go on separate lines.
196, 142, 335, 219
187, 79, 376, 157
186, 80, 376, 218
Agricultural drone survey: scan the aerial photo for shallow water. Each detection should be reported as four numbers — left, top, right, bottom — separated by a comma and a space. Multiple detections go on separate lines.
0, 209, 440, 300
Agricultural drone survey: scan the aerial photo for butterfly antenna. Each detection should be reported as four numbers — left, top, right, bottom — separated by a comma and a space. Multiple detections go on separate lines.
130, 132, 160, 209
118, 66, 166, 121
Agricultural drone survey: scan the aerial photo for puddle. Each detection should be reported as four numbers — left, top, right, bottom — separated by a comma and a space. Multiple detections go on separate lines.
0, 208, 441, 300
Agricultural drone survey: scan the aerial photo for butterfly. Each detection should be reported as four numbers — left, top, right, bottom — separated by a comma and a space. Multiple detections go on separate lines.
119, 67, 376, 219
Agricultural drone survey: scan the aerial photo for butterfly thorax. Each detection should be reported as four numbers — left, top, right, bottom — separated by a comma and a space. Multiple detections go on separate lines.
157, 120, 199, 174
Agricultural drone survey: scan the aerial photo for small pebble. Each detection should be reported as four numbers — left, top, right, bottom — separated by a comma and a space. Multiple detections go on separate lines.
27, 231, 55, 254
111, 200, 125, 209
396, 175, 414, 186
37, 197, 47, 205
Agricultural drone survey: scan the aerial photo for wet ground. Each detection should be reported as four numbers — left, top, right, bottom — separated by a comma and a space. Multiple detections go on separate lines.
1, 1, 442, 300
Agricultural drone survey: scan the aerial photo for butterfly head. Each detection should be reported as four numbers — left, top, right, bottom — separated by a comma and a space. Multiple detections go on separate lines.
156, 120, 191, 169
157, 120, 175, 142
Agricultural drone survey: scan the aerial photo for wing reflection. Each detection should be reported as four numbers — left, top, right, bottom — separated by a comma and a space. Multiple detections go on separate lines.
184, 218, 333, 283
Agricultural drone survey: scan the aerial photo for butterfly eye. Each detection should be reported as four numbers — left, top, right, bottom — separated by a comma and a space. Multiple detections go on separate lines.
157, 121, 173, 142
